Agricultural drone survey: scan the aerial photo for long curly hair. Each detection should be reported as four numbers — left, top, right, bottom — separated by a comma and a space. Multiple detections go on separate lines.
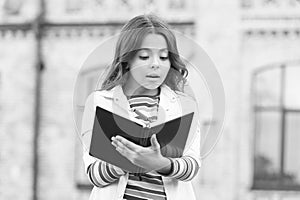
100, 14, 188, 92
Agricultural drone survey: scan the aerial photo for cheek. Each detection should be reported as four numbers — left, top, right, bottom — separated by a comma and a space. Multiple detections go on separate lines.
129, 67, 145, 81
129, 60, 148, 72
162, 64, 171, 74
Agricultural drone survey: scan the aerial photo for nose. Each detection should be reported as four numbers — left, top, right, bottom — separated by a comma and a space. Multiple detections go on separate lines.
151, 56, 159, 69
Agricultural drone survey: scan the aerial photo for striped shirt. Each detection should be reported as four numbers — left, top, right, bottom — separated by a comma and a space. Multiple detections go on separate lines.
124, 92, 168, 200
85, 89, 200, 198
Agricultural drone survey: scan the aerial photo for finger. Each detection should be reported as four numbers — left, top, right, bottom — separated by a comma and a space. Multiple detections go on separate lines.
114, 135, 142, 152
150, 134, 160, 150
111, 140, 117, 148
112, 139, 135, 157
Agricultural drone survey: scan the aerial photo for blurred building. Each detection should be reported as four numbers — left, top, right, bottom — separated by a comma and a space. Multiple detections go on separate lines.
0, 0, 300, 200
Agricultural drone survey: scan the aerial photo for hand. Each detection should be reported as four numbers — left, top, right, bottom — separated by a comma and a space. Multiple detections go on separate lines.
111, 135, 171, 172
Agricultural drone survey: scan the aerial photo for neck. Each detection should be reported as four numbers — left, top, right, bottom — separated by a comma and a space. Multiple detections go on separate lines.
122, 84, 158, 96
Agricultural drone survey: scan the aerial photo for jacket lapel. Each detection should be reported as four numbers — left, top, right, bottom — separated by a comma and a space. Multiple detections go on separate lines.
99, 85, 130, 114
155, 85, 180, 126
99, 85, 180, 127
104, 86, 147, 125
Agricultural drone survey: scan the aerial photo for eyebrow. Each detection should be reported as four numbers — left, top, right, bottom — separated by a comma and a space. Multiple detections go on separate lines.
138, 48, 168, 52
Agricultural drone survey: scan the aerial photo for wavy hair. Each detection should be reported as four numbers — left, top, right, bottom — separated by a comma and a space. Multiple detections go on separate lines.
101, 14, 188, 92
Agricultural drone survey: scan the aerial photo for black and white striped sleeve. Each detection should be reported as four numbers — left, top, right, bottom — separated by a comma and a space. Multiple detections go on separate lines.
86, 160, 126, 187
163, 156, 200, 181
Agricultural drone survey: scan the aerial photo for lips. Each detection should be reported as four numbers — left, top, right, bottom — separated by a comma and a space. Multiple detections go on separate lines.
146, 74, 160, 78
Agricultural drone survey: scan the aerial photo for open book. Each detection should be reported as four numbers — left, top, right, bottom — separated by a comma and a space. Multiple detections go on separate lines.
89, 106, 194, 173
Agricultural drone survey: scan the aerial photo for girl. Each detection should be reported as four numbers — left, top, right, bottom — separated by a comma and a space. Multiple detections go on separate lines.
81, 14, 201, 200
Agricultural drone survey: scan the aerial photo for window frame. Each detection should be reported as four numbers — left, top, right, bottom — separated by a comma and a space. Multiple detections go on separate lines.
74, 67, 104, 191
251, 62, 300, 191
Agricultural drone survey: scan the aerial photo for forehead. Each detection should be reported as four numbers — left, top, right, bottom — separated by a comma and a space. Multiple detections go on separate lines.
139, 33, 168, 50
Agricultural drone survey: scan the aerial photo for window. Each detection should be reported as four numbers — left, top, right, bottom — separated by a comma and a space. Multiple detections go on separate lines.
74, 66, 105, 190
3, 0, 23, 15
252, 62, 300, 190
65, 0, 83, 13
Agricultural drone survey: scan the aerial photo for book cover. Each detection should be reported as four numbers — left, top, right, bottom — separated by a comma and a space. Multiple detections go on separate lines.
89, 106, 194, 173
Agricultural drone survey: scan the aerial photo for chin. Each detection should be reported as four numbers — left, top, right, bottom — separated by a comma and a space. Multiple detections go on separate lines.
143, 83, 161, 90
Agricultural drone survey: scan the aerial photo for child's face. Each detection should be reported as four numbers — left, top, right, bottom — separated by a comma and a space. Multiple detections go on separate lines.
126, 33, 171, 94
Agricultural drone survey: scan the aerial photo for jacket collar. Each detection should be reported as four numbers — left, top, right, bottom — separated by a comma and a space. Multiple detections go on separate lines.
99, 85, 177, 101
98, 84, 178, 114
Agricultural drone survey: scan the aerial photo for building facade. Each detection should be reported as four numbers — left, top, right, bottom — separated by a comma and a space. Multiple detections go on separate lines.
0, 0, 300, 200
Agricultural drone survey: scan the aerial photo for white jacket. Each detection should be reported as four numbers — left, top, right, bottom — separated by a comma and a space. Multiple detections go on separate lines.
81, 84, 201, 200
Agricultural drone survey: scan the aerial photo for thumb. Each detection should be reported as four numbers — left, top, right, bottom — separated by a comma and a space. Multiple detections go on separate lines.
150, 134, 160, 150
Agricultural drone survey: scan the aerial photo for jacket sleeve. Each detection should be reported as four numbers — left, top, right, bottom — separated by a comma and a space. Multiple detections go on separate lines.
83, 151, 126, 187
81, 92, 126, 187
157, 121, 201, 181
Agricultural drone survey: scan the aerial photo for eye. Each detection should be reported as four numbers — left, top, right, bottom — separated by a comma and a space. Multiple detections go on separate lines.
160, 56, 169, 61
160, 51, 169, 61
139, 56, 149, 60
